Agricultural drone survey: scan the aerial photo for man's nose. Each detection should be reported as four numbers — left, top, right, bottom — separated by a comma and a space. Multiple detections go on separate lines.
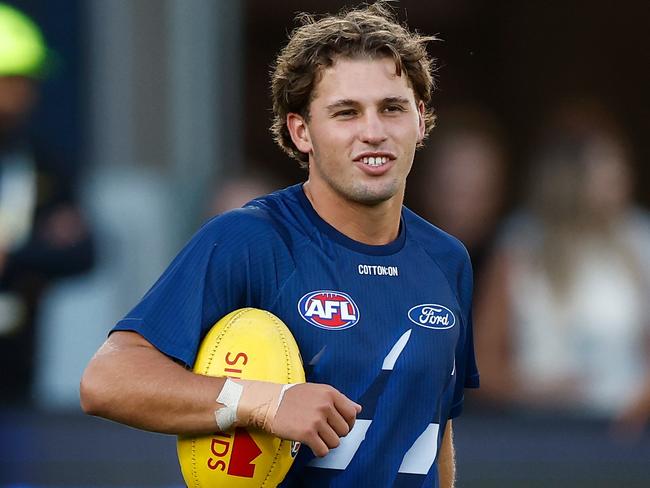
359, 112, 388, 144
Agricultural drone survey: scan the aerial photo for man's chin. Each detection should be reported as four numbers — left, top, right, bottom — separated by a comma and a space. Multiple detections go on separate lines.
346, 186, 399, 206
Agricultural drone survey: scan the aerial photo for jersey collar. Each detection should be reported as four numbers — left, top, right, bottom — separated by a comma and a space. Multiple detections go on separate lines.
293, 183, 406, 256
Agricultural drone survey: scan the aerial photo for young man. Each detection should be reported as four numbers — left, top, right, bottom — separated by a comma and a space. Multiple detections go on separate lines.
81, 3, 479, 487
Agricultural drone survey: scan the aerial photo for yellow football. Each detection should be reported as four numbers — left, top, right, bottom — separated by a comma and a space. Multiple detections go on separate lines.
177, 308, 305, 487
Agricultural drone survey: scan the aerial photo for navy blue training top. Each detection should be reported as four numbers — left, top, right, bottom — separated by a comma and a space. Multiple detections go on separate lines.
114, 183, 479, 488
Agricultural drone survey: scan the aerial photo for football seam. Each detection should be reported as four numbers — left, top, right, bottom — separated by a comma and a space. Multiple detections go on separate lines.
202, 308, 251, 375
191, 436, 200, 487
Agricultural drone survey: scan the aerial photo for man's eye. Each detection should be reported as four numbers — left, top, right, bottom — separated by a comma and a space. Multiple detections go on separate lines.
334, 109, 356, 117
384, 105, 406, 113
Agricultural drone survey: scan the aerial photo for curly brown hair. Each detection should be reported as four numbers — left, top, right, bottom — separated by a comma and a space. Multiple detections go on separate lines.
270, 1, 438, 166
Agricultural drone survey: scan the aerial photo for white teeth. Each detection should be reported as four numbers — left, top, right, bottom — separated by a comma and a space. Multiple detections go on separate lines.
361, 156, 388, 167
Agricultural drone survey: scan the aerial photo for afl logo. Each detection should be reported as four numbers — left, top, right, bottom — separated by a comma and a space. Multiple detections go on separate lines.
408, 304, 456, 330
298, 290, 360, 330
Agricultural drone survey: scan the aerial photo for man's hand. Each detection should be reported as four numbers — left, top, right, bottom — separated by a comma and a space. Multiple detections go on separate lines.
271, 383, 362, 457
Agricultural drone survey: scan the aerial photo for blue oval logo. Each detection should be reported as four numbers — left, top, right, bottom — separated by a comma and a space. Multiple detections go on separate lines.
298, 290, 360, 330
408, 304, 456, 330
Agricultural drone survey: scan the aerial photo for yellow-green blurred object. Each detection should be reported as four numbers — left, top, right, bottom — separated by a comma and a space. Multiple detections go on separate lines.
0, 3, 48, 78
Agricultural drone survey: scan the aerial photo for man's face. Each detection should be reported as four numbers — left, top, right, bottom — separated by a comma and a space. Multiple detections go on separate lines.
289, 56, 425, 206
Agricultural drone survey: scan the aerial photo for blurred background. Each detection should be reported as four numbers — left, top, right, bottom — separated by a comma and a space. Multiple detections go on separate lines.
1, 0, 649, 486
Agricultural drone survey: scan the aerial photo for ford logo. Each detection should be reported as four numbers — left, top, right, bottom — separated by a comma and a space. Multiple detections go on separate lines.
408, 304, 456, 330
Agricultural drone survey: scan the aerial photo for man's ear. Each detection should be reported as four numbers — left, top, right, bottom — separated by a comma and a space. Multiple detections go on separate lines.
287, 113, 312, 155
416, 100, 426, 143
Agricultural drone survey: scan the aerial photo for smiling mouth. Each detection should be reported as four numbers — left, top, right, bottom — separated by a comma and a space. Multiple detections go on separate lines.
360, 156, 389, 167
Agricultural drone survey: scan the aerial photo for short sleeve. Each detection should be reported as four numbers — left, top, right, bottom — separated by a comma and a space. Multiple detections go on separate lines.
449, 249, 480, 418
112, 208, 294, 367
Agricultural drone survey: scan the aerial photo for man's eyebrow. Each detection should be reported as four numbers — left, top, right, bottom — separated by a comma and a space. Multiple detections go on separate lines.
383, 96, 410, 105
325, 99, 359, 111
325, 96, 411, 111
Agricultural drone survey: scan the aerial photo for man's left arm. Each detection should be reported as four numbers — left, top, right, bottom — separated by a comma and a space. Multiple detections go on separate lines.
438, 420, 455, 488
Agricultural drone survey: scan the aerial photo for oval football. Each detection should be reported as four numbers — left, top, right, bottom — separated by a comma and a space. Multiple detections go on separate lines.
177, 308, 305, 487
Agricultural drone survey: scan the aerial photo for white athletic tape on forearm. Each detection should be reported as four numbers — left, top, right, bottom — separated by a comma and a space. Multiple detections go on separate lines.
237, 380, 285, 431
215, 379, 292, 432
277, 383, 295, 407
215, 378, 243, 431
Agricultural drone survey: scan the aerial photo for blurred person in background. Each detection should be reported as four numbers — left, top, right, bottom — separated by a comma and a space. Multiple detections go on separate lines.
474, 101, 650, 434
0, 2, 93, 404
412, 106, 508, 283
205, 171, 281, 217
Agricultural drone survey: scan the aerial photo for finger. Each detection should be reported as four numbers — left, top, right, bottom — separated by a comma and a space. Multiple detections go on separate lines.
327, 409, 351, 437
333, 393, 361, 417
318, 422, 341, 450
333, 394, 361, 429
308, 432, 330, 458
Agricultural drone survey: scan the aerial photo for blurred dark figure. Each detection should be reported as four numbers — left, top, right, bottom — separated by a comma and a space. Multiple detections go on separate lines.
474, 101, 650, 435
206, 172, 280, 217
412, 106, 508, 282
0, 3, 93, 404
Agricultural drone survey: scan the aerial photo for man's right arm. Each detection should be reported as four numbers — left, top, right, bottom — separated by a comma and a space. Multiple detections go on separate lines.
80, 331, 225, 434
80, 331, 360, 456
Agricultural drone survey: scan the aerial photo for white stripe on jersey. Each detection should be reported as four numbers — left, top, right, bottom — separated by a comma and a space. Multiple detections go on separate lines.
397, 422, 440, 474
382, 329, 412, 371
309, 329, 413, 470
308, 419, 373, 470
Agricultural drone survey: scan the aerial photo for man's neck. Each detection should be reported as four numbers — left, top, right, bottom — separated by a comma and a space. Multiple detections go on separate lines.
303, 180, 404, 246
